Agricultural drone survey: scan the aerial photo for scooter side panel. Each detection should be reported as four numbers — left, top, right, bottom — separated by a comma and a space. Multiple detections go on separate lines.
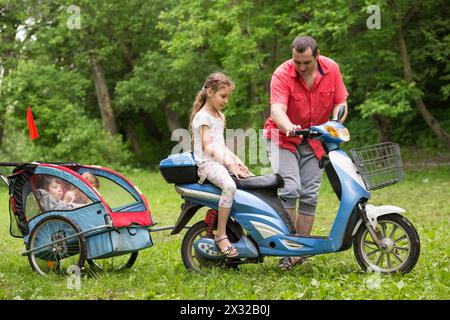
328, 150, 370, 251
175, 183, 291, 242
258, 235, 332, 256
175, 183, 224, 211
233, 190, 291, 242
176, 182, 337, 256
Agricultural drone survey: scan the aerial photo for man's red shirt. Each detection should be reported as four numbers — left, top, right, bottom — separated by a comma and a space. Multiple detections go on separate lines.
263, 55, 348, 159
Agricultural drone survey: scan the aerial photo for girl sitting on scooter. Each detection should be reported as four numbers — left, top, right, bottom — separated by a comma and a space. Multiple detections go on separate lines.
189, 72, 254, 258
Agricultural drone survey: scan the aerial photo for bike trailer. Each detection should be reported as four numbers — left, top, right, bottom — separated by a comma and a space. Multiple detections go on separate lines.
3, 162, 154, 275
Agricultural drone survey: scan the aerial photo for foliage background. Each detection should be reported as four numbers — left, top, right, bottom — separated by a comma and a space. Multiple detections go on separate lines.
0, 0, 449, 168
0, 0, 448, 301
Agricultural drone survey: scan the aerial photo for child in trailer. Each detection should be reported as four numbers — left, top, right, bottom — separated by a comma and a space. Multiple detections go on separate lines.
190, 72, 254, 258
64, 171, 100, 205
80, 171, 100, 189
37, 177, 76, 211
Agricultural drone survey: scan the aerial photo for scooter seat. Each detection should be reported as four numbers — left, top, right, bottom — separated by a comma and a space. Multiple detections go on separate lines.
231, 173, 284, 190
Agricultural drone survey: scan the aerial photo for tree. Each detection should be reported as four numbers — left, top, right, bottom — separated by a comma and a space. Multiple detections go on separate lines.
2, 0, 449, 168
0, 59, 131, 166
0, 0, 29, 146
157, 0, 300, 128
288, 0, 450, 148
388, 0, 450, 148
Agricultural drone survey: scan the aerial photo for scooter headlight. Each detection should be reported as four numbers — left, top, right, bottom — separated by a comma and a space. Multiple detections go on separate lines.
325, 126, 350, 142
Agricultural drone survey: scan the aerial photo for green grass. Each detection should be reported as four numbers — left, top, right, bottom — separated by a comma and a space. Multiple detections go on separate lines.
0, 165, 449, 300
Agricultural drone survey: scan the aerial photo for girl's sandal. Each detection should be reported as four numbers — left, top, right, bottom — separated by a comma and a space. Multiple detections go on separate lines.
215, 235, 239, 258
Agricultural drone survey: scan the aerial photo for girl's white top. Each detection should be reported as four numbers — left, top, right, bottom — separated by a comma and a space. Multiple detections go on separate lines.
192, 109, 231, 183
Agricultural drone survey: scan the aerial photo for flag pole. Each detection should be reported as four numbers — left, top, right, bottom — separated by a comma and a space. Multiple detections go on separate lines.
39, 145, 47, 163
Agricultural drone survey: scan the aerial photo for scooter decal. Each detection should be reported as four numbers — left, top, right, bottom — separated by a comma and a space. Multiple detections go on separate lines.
175, 186, 221, 201
196, 242, 221, 257
280, 239, 304, 249
249, 221, 284, 239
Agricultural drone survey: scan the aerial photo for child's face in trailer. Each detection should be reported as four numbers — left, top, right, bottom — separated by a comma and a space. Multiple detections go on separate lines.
48, 180, 63, 200
210, 86, 233, 111
86, 177, 99, 189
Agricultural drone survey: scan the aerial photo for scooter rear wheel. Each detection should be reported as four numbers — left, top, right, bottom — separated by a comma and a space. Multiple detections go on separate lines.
353, 213, 420, 274
181, 220, 243, 271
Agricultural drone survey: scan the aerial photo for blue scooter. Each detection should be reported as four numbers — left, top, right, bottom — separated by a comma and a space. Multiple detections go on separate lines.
159, 115, 420, 274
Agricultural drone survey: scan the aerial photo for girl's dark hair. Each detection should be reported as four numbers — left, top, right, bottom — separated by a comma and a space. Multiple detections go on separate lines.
291, 36, 318, 57
44, 176, 62, 190
189, 72, 234, 133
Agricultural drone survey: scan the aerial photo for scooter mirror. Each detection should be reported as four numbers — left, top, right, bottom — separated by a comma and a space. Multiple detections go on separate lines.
337, 105, 346, 122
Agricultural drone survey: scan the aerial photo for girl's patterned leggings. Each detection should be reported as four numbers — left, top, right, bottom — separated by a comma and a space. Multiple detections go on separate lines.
205, 163, 237, 208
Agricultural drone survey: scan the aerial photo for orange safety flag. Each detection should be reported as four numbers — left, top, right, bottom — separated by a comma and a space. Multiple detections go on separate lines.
26, 106, 39, 141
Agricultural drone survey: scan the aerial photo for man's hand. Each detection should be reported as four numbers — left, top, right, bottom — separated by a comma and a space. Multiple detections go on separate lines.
286, 124, 302, 137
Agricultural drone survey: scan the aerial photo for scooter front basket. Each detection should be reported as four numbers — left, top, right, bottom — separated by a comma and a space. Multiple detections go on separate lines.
350, 142, 404, 190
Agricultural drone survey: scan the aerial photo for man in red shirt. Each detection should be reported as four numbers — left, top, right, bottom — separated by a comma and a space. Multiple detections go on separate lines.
264, 36, 348, 269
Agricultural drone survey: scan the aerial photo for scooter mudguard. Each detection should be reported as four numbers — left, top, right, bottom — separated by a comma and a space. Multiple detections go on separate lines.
194, 235, 260, 260
170, 200, 203, 235
352, 204, 406, 236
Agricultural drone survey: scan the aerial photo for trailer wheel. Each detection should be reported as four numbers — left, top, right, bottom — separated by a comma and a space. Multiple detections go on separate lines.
27, 215, 87, 276
87, 252, 138, 272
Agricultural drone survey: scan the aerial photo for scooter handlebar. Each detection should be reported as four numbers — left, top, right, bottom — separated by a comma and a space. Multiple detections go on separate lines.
292, 129, 322, 138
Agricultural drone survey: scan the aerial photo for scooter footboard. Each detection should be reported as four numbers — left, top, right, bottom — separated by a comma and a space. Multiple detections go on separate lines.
194, 236, 259, 259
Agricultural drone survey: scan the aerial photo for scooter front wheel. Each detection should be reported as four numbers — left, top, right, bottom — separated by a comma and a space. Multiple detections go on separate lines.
181, 220, 243, 271
353, 213, 420, 274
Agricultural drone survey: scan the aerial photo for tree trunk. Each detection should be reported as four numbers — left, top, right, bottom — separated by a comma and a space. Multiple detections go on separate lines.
163, 105, 182, 133
125, 123, 142, 156
397, 20, 450, 149
259, 37, 278, 122
141, 112, 163, 142
372, 115, 392, 142
90, 56, 118, 136
0, 65, 4, 96
0, 65, 4, 146
0, 113, 4, 148
120, 43, 134, 70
